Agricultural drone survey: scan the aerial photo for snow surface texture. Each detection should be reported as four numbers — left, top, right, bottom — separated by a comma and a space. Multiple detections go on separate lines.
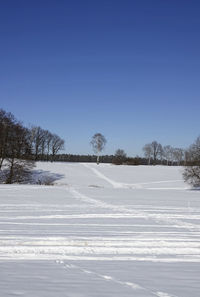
0, 162, 200, 296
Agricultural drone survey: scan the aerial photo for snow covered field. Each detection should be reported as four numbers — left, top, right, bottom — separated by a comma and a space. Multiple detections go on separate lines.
0, 162, 200, 296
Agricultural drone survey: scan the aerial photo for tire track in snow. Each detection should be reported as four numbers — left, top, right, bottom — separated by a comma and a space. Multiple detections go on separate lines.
1, 212, 200, 220
80, 164, 200, 231
68, 187, 200, 232
55, 260, 178, 297
83, 163, 124, 188
83, 163, 184, 189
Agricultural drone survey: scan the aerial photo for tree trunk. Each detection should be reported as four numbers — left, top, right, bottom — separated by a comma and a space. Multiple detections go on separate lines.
97, 154, 100, 165
6, 158, 14, 184
0, 158, 4, 170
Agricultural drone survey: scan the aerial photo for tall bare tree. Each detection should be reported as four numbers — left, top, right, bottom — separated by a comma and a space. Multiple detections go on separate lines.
143, 143, 152, 165
46, 131, 53, 161
163, 145, 173, 165
0, 109, 16, 169
31, 126, 45, 160
172, 148, 184, 165
187, 136, 200, 164
90, 133, 106, 164
152, 141, 162, 164
50, 134, 65, 161
5, 123, 34, 184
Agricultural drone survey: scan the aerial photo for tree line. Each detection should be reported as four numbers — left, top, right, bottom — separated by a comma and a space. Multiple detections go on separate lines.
45, 153, 148, 165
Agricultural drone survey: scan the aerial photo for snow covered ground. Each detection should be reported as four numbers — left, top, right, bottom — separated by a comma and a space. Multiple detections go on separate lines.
0, 162, 200, 296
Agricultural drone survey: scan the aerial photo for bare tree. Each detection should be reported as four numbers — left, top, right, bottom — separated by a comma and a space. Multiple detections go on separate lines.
50, 134, 65, 161
172, 148, 184, 165
143, 141, 162, 164
40, 130, 48, 159
163, 145, 173, 165
143, 143, 152, 165
113, 149, 127, 165
90, 133, 106, 164
183, 136, 200, 187
187, 136, 200, 164
158, 144, 164, 164
152, 141, 162, 164
5, 123, 35, 184
0, 109, 16, 169
31, 126, 45, 160
46, 131, 53, 161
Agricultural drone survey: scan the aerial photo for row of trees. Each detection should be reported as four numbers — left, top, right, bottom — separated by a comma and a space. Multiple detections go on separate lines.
143, 141, 185, 165
0, 109, 64, 183
89, 134, 187, 166
48, 152, 147, 165
89, 135, 187, 166
142, 138, 200, 187
49, 154, 114, 163
31, 126, 64, 161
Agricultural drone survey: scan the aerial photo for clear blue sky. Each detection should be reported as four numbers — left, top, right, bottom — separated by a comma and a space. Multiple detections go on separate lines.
0, 0, 200, 156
